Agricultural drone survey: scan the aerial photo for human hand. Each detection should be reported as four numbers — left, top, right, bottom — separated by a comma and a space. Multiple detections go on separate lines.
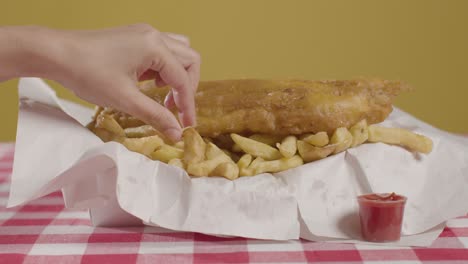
52, 24, 200, 141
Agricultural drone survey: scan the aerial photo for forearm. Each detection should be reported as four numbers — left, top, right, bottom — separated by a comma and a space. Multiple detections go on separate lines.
0, 26, 67, 82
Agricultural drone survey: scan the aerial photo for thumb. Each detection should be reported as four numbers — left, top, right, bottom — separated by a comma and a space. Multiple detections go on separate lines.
117, 86, 182, 142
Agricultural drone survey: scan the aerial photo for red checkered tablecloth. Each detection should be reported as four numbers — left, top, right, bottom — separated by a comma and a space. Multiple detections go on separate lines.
0, 143, 467, 263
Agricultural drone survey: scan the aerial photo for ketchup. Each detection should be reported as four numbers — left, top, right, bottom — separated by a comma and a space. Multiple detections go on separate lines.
357, 193, 407, 242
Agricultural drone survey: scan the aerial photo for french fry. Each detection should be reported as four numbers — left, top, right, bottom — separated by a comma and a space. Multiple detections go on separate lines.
173, 141, 184, 149
349, 119, 368, 147
249, 156, 265, 168
368, 125, 433, 154
221, 149, 240, 162
187, 155, 228, 177
121, 135, 164, 156
96, 114, 125, 137
250, 155, 304, 175
237, 154, 252, 169
232, 144, 242, 153
183, 127, 206, 164
330, 127, 353, 154
231, 134, 282, 160
124, 125, 158, 138
239, 168, 254, 177
91, 106, 104, 121
186, 142, 233, 177
168, 158, 185, 169
205, 142, 233, 162
221, 149, 231, 157
240, 156, 264, 176
276, 136, 297, 158
203, 137, 214, 144
150, 144, 184, 163
91, 127, 117, 142
249, 134, 283, 147
297, 140, 336, 162
211, 162, 239, 180
301, 132, 329, 147
237, 154, 253, 177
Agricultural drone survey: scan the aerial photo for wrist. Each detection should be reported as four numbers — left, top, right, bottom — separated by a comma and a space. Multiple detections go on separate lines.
0, 26, 70, 82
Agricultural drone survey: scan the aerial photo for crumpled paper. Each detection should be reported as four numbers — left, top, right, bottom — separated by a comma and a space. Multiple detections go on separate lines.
8, 78, 468, 246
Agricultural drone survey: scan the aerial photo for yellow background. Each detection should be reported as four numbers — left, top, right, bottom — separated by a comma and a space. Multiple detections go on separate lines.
1, 0, 467, 141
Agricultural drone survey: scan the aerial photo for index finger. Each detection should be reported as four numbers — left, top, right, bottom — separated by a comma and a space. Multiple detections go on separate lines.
151, 40, 196, 127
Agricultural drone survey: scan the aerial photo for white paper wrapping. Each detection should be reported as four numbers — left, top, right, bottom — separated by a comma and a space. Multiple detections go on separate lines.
8, 78, 468, 246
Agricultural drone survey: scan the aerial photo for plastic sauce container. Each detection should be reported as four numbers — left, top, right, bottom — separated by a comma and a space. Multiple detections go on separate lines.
357, 193, 407, 242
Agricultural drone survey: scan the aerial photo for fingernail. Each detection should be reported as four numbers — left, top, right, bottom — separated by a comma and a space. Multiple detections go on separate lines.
164, 128, 182, 142
178, 112, 197, 128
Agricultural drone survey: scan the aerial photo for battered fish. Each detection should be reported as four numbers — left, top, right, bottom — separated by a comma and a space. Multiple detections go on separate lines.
105, 79, 409, 137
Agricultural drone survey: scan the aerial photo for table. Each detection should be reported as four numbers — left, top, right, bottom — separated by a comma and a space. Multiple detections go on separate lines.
0, 143, 467, 264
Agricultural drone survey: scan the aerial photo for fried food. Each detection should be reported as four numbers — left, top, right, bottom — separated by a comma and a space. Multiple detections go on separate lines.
138, 78, 409, 137
124, 125, 158, 138
301, 132, 329, 147
231, 133, 282, 160
249, 134, 283, 146
183, 127, 206, 164
276, 136, 297, 158
350, 120, 369, 147
297, 140, 336, 162
330, 127, 353, 154
248, 155, 304, 175
121, 136, 164, 157
368, 125, 433, 153
87, 78, 433, 180
150, 144, 184, 163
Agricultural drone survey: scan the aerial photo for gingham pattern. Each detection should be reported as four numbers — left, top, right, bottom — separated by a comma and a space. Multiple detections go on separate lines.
0, 143, 467, 264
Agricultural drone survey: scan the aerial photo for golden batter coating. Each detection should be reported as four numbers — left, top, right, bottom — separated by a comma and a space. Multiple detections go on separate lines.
98, 78, 408, 137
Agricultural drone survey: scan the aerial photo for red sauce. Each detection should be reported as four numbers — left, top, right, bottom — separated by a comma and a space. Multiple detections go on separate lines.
357, 193, 407, 242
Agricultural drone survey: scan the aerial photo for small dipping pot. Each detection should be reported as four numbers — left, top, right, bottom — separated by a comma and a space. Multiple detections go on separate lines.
357, 193, 407, 242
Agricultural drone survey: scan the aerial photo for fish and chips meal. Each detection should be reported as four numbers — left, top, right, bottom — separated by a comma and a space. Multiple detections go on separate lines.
87, 79, 433, 180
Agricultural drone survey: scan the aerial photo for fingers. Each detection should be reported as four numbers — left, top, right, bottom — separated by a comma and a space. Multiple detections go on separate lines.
161, 35, 201, 111
163, 32, 190, 46
154, 74, 167, 87
151, 40, 196, 127
162, 35, 201, 73
118, 85, 182, 142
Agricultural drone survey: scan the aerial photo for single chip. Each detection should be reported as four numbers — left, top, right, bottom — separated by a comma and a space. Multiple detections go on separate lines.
248, 157, 265, 171
276, 136, 297, 158
330, 127, 353, 154
368, 125, 433, 154
203, 137, 214, 144
150, 144, 184, 163
349, 120, 369, 147
183, 127, 206, 164
221, 149, 240, 163
237, 154, 252, 170
124, 125, 158, 138
173, 141, 184, 149
230, 133, 282, 160
121, 135, 164, 156
168, 158, 185, 169
91, 127, 117, 142
95, 114, 125, 137
211, 162, 239, 180
249, 134, 283, 147
237, 154, 253, 177
297, 140, 336, 162
232, 143, 242, 153
301, 132, 329, 147
250, 155, 304, 175
205, 142, 233, 163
